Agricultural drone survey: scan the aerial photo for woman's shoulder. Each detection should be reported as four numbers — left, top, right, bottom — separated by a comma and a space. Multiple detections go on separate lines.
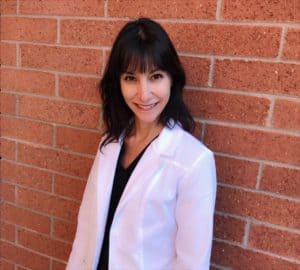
160, 124, 214, 170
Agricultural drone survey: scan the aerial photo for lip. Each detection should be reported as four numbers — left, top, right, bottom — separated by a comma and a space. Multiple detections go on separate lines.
135, 102, 158, 111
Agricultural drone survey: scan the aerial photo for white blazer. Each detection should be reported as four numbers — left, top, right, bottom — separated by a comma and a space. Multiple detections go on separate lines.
67, 124, 217, 270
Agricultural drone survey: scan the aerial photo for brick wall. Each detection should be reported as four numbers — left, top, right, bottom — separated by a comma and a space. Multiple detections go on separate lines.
0, 0, 299, 269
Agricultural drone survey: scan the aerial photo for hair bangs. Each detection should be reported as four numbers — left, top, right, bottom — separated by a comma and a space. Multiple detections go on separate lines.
119, 43, 165, 74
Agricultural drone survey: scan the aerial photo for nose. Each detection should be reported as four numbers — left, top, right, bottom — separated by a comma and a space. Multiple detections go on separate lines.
137, 77, 151, 101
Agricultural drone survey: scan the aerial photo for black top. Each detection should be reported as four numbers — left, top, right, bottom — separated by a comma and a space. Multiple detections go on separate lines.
97, 137, 157, 270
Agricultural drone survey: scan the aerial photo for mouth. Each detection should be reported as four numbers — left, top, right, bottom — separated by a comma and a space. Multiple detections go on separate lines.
135, 102, 158, 111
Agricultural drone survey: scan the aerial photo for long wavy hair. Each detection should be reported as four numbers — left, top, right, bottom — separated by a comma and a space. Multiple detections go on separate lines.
100, 18, 194, 148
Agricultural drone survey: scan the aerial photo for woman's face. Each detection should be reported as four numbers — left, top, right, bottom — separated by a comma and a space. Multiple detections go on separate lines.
120, 68, 171, 127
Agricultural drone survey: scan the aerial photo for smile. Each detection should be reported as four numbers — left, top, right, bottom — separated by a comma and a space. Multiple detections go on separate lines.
135, 102, 158, 111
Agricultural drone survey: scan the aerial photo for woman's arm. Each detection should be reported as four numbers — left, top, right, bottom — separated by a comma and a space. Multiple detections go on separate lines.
174, 150, 217, 270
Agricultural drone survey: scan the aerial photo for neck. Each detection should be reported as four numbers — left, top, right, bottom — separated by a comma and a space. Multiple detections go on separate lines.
130, 119, 163, 142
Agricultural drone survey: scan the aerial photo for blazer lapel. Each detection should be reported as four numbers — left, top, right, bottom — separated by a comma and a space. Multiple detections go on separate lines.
114, 124, 181, 216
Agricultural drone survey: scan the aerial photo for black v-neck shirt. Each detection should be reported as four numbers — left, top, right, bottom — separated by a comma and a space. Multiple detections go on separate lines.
97, 137, 157, 270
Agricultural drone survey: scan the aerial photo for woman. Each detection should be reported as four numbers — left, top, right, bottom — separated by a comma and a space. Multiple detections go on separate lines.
67, 18, 216, 270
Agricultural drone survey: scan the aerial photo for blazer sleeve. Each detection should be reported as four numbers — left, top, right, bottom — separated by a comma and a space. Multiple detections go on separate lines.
173, 149, 217, 270
66, 147, 101, 270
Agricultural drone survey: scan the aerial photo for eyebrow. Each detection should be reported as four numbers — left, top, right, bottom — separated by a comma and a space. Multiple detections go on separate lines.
123, 68, 161, 75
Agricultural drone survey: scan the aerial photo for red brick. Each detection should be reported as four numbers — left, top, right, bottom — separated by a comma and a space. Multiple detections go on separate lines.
214, 60, 300, 96
0, 92, 16, 114
1, 42, 16, 65
163, 23, 280, 57
273, 99, 300, 130
19, 95, 100, 129
0, 221, 15, 242
0, 241, 50, 270
18, 143, 93, 178
18, 228, 71, 260
56, 126, 101, 155
1, 203, 50, 234
0, 138, 16, 161
21, 44, 102, 74
17, 187, 80, 220
1, 160, 52, 191
192, 122, 203, 140
1, 17, 56, 43
180, 57, 210, 86
61, 19, 124, 46
214, 214, 245, 243
53, 218, 77, 242
0, 182, 15, 203
59, 75, 101, 103
1, 0, 17, 14
1, 68, 55, 95
20, 0, 104, 16
222, 0, 300, 22
184, 90, 270, 125
54, 174, 86, 201
205, 125, 300, 165
260, 165, 300, 198
1, 116, 53, 145
108, 0, 216, 19
283, 29, 300, 60
0, 259, 15, 270
216, 186, 299, 229
215, 155, 259, 188
52, 260, 66, 270
249, 224, 300, 259
212, 241, 299, 270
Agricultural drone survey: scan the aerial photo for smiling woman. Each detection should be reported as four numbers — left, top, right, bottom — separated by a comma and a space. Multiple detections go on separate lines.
67, 18, 217, 270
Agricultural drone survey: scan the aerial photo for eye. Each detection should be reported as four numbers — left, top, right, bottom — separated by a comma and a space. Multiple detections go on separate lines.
150, 73, 164, 80
122, 74, 136, 81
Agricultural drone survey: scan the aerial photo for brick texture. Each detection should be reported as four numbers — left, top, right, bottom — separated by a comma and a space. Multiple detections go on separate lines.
17, 187, 80, 220
21, 44, 102, 74
18, 143, 93, 178
108, 0, 216, 19
215, 155, 259, 188
1, 160, 52, 191
1, 68, 55, 95
260, 165, 300, 198
1, 42, 16, 65
0, 92, 16, 114
19, 96, 100, 129
56, 126, 101, 154
1, 241, 50, 270
163, 23, 281, 57
214, 60, 300, 96
222, 0, 300, 22
54, 174, 86, 201
18, 228, 71, 260
19, 0, 104, 16
180, 57, 210, 86
212, 241, 299, 270
272, 99, 300, 130
59, 75, 100, 103
1, 203, 50, 234
1, 17, 56, 43
1, 0, 17, 14
216, 186, 299, 229
0, 138, 16, 161
1, 116, 53, 145
1, 1, 300, 269
205, 125, 300, 165
53, 219, 77, 242
249, 224, 300, 259
61, 19, 125, 46
283, 28, 300, 60
214, 214, 245, 243
184, 89, 270, 125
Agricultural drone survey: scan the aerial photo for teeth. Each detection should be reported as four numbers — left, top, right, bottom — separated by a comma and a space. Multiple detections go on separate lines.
137, 103, 156, 109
